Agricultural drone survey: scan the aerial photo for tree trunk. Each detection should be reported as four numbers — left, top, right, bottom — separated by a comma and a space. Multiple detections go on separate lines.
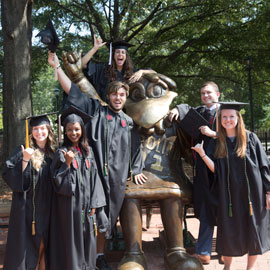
1, 0, 32, 162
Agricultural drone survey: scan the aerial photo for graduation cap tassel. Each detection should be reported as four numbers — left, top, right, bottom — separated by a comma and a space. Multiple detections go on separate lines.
249, 202, 253, 216
32, 221, 36, 236
94, 222, 97, 237
25, 119, 29, 148
228, 203, 232, 217
104, 164, 108, 176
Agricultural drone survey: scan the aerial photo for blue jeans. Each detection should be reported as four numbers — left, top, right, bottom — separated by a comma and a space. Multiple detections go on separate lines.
195, 203, 214, 256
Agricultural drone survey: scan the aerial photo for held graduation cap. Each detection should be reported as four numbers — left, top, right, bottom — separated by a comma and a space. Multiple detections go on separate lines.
36, 19, 59, 53
178, 108, 209, 139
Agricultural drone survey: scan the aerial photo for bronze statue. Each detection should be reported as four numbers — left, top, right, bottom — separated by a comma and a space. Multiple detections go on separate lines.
62, 51, 203, 270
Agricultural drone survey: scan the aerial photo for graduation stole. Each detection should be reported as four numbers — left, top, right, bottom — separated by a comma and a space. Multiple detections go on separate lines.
104, 107, 133, 181
225, 143, 253, 217
72, 148, 91, 225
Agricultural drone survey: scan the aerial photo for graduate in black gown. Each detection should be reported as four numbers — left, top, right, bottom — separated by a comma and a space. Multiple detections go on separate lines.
169, 81, 220, 265
48, 51, 147, 270
192, 102, 270, 270
81, 35, 155, 102
2, 114, 57, 270
49, 106, 106, 270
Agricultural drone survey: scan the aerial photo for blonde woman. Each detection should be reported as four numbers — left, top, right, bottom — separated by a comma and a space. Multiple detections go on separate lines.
2, 114, 57, 270
192, 102, 270, 270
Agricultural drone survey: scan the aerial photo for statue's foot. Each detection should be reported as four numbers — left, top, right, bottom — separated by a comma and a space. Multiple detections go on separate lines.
164, 247, 204, 270
117, 251, 147, 270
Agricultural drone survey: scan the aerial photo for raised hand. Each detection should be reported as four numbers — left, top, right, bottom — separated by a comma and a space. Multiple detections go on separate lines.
61, 149, 78, 167
191, 140, 205, 157
21, 145, 36, 162
93, 35, 106, 50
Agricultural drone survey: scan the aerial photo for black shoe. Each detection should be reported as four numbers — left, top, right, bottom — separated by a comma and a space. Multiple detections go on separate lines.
96, 255, 112, 270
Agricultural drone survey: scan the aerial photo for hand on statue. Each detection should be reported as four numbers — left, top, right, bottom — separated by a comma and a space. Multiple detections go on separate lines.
129, 70, 144, 84
94, 35, 106, 50
191, 141, 205, 157
168, 108, 179, 122
61, 149, 78, 167
133, 173, 148, 185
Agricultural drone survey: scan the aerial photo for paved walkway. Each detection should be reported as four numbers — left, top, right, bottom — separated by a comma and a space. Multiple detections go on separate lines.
107, 210, 270, 270
0, 208, 270, 269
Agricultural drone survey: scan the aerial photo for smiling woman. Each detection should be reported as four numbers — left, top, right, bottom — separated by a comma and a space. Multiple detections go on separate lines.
192, 101, 270, 270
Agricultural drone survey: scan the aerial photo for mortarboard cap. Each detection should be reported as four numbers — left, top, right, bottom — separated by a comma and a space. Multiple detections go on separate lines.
60, 105, 90, 127
36, 19, 59, 53
108, 40, 134, 65
179, 108, 210, 139
112, 40, 134, 51
27, 112, 57, 127
219, 101, 248, 111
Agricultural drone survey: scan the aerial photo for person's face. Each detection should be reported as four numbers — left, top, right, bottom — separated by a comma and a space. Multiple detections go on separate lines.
221, 109, 238, 131
65, 122, 82, 145
114, 49, 127, 69
200, 85, 220, 107
32, 124, 49, 145
108, 88, 127, 113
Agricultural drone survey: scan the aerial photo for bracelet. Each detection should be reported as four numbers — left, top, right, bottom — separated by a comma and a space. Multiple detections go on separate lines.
201, 155, 206, 159
56, 64, 61, 69
22, 159, 29, 163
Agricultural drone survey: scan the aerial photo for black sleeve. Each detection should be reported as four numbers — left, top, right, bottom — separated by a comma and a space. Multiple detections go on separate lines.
251, 132, 270, 192
50, 149, 73, 196
131, 127, 144, 175
67, 82, 101, 117
2, 146, 31, 192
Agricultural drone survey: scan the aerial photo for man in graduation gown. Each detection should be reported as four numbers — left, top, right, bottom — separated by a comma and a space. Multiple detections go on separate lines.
48, 52, 146, 270
169, 81, 220, 265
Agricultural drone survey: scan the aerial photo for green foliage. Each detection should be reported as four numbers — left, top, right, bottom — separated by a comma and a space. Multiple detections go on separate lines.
30, 0, 270, 129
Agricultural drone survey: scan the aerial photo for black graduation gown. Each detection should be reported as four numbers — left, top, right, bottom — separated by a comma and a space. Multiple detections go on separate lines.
66, 83, 144, 235
83, 62, 137, 102
49, 146, 106, 270
176, 104, 218, 225
208, 132, 270, 256
2, 146, 53, 270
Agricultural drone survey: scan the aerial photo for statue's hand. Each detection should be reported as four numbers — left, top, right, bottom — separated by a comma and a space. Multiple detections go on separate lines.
63, 50, 83, 81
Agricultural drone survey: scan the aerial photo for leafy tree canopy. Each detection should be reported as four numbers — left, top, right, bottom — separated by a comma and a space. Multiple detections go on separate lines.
31, 0, 270, 129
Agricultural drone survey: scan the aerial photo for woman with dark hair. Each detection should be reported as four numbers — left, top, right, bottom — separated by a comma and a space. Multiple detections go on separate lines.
192, 102, 270, 270
81, 35, 155, 102
2, 114, 57, 270
49, 106, 106, 270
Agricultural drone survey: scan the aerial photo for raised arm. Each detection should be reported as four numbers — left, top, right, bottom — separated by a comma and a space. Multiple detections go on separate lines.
48, 52, 72, 94
81, 35, 107, 69
191, 141, 215, 173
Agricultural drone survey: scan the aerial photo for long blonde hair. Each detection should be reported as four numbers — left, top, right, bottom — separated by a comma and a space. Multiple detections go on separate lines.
215, 111, 246, 158
29, 124, 57, 171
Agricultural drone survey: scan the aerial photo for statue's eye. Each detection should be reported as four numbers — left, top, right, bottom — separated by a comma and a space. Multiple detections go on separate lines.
146, 83, 166, 98
129, 83, 146, 102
